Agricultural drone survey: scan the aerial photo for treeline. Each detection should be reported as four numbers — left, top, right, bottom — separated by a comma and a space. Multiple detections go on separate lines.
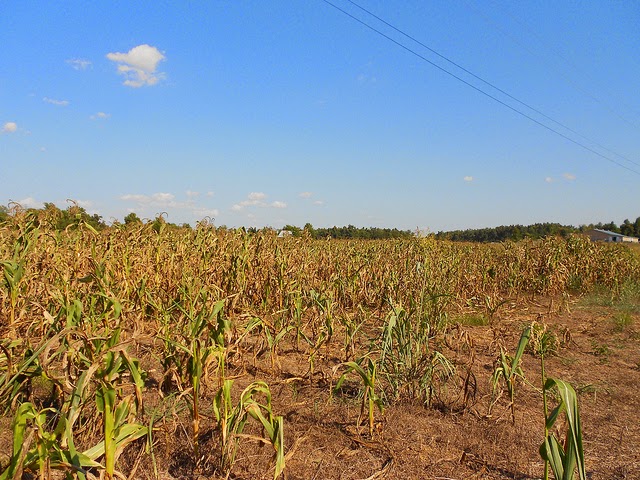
436, 218, 640, 243
0, 203, 108, 231
0, 204, 188, 232
0, 204, 412, 239
282, 223, 412, 240
2, 202, 638, 242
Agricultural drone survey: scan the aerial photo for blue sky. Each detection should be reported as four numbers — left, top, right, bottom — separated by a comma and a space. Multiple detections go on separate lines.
1, 1, 639, 231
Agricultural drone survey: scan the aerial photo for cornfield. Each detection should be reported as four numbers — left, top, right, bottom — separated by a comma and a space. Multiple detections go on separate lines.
1, 208, 639, 479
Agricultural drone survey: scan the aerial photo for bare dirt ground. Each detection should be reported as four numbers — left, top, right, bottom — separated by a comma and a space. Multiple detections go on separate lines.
128, 292, 639, 480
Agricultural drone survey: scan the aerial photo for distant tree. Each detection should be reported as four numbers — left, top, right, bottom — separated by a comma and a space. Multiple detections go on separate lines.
303, 223, 315, 236
621, 219, 634, 236
124, 212, 142, 225
602, 221, 620, 233
0, 205, 8, 223
152, 214, 167, 234
282, 224, 302, 237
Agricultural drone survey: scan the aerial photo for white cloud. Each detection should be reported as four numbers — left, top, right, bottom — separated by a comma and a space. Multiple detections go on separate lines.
186, 190, 200, 198
43, 97, 69, 106
563, 173, 576, 181
152, 192, 174, 202
2, 122, 18, 133
120, 192, 175, 206
120, 191, 220, 221
232, 192, 287, 211
248, 192, 266, 201
120, 194, 147, 203
90, 112, 110, 120
313, 200, 324, 206
76, 200, 93, 209
299, 192, 313, 199
67, 58, 92, 70
40, 146, 46, 152
463, 176, 473, 182
17, 197, 42, 209
106, 44, 166, 87
545, 177, 554, 183
206, 191, 214, 197
192, 207, 219, 218
357, 73, 377, 85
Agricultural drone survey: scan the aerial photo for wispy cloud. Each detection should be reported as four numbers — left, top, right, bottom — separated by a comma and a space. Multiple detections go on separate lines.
463, 176, 473, 182
232, 192, 287, 211
248, 192, 266, 201
120, 192, 177, 207
186, 190, 200, 198
356, 73, 377, 85
545, 177, 554, 183
563, 173, 576, 181
106, 44, 166, 87
75, 200, 94, 209
43, 97, 69, 106
90, 112, 110, 120
120, 192, 220, 219
2, 122, 18, 133
16, 197, 43, 209
66, 58, 92, 70
192, 207, 219, 218
299, 191, 324, 206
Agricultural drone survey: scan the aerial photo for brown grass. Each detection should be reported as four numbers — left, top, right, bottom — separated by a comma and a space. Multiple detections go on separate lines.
1, 211, 639, 479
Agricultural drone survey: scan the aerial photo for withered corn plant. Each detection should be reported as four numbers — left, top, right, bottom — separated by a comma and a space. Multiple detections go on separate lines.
1, 210, 636, 478
213, 380, 285, 479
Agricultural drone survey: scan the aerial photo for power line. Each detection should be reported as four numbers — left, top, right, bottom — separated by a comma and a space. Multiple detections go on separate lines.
320, 0, 640, 176
462, 0, 640, 132
350, 0, 640, 170
474, 0, 640, 130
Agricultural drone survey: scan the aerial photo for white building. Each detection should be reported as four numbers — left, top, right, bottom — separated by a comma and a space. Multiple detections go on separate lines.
587, 229, 639, 243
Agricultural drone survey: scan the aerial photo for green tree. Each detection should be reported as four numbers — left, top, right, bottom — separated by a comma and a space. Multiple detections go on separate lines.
621, 219, 634, 236
0, 205, 10, 223
124, 212, 142, 225
303, 223, 315, 236
282, 225, 302, 237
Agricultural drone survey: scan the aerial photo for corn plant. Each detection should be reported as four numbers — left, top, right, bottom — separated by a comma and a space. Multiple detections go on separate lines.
490, 326, 530, 423
333, 354, 384, 437
0, 334, 63, 412
0, 397, 144, 480
338, 309, 366, 361
1, 214, 38, 334
539, 379, 586, 480
212, 380, 285, 479
95, 349, 147, 480
249, 316, 294, 372
379, 304, 455, 406
55, 327, 148, 479
162, 297, 228, 460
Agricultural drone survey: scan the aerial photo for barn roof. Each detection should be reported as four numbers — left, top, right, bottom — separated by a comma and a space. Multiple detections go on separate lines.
591, 229, 624, 237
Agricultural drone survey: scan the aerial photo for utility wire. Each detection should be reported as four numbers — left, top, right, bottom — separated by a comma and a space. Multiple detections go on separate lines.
464, 0, 638, 132
358, 0, 640, 168
320, 0, 640, 176
346, 0, 640, 169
